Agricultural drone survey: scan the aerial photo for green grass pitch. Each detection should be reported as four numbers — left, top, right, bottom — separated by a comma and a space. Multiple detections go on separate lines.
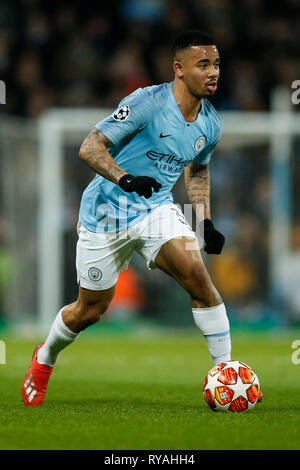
0, 329, 300, 450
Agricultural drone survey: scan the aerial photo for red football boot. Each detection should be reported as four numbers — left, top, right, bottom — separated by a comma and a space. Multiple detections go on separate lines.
257, 391, 264, 402
22, 343, 53, 406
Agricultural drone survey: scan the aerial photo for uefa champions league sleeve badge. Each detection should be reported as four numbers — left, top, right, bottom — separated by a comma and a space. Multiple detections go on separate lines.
113, 104, 130, 121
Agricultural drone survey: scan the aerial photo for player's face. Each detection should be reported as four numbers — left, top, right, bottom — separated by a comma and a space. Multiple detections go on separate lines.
174, 45, 220, 98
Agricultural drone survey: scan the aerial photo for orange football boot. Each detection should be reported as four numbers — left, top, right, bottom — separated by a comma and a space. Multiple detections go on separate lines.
257, 391, 264, 402
22, 343, 53, 406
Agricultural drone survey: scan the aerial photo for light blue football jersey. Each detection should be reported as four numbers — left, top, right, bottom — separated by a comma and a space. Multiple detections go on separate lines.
79, 82, 223, 233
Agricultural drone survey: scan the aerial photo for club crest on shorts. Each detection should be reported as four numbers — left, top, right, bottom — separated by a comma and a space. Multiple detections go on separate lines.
88, 267, 102, 281
194, 136, 206, 152
113, 104, 130, 121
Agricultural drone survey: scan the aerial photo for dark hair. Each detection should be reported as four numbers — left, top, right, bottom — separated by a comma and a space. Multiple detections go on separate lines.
172, 30, 215, 58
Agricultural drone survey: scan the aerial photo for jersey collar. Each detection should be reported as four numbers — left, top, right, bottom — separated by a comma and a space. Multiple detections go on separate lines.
169, 81, 204, 124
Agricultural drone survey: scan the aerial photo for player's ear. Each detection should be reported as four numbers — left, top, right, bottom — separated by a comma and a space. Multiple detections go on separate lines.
173, 60, 184, 78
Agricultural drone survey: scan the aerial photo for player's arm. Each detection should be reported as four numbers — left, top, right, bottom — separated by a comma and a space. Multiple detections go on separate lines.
79, 128, 126, 184
184, 161, 225, 254
184, 161, 211, 219
79, 128, 161, 198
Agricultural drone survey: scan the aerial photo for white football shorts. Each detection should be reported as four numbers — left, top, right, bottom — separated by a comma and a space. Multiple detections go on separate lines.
76, 203, 198, 291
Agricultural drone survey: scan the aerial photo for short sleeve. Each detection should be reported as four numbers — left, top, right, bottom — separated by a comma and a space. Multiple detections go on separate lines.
194, 142, 218, 165
95, 90, 151, 146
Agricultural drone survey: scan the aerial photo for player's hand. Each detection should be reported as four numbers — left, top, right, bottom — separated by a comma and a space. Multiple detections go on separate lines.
119, 174, 162, 199
202, 219, 225, 254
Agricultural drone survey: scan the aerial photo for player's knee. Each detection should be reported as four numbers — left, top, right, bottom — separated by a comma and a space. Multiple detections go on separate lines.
184, 263, 207, 288
82, 305, 102, 326
183, 263, 214, 302
77, 299, 110, 329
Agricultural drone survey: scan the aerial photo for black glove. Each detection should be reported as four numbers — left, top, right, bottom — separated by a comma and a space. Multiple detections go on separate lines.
202, 219, 225, 254
119, 174, 162, 199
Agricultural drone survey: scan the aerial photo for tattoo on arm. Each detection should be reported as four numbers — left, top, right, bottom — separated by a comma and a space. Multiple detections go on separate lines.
184, 161, 211, 219
79, 128, 126, 184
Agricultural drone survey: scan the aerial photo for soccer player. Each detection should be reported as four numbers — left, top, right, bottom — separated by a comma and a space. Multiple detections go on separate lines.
22, 30, 261, 406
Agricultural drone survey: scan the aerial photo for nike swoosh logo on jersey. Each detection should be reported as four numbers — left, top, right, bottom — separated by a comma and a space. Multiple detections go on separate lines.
159, 133, 172, 138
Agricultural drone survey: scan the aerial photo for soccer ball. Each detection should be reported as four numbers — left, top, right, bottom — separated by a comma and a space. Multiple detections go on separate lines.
203, 360, 260, 412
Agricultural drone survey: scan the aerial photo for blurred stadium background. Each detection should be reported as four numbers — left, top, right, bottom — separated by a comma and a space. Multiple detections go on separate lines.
0, 0, 299, 336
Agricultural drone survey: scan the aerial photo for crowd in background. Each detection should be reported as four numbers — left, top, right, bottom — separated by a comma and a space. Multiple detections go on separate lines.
0, 0, 299, 327
0, 0, 299, 117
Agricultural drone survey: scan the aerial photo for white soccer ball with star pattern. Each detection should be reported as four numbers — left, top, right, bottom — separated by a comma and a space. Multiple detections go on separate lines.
203, 360, 260, 412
